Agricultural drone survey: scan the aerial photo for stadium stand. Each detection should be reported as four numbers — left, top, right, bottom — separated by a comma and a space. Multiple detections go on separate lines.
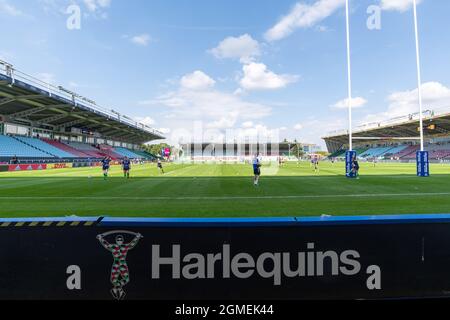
0, 135, 52, 158
132, 150, 157, 160
0, 61, 165, 163
359, 146, 395, 159
63, 142, 109, 159
425, 144, 450, 160
429, 149, 450, 160
394, 145, 420, 159
381, 145, 408, 158
14, 136, 75, 158
114, 147, 144, 159
42, 139, 89, 158
328, 150, 345, 158
96, 144, 123, 159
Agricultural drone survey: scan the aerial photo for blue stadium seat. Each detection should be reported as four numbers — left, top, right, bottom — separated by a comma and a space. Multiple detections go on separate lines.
360, 146, 396, 158
114, 147, 144, 159
0, 135, 53, 158
14, 136, 75, 158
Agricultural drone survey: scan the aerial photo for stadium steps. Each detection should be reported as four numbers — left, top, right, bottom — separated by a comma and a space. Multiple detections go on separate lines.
138, 151, 158, 159
0, 135, 53, 158
11, 136, 57, 158
114, 147, 145, 159
329, 150, 346, 158
396, 145, 420, 159
430, 150, 450, 159
97, 145, 123, 160
359, 146, 396, 158
355, 148, 368, 156
42, 139, 90, 158
63, 141, 107, 159
14, 136, 77, 159
328, 148, 366, 159
382, 145, 408, 158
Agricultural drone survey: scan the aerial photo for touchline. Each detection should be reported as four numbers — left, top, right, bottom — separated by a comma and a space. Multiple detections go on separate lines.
151, 243, 382, 288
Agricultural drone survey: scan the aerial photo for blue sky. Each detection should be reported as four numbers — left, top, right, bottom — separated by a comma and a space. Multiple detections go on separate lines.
1, 0, 450, 148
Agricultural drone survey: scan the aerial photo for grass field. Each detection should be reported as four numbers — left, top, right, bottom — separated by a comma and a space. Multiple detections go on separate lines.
1, 161, 450, 218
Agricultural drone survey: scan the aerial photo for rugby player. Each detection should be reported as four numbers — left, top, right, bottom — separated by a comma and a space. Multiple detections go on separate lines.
314, 157, 320, 174
101, 156, 111, 179
157, 158, 165, 174
352, 156, 360, 179
253, 154, 261, 186
122, 156, 131, 179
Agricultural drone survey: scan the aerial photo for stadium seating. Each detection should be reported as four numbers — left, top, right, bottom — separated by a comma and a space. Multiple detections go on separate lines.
97, 144, 123, 159
381, 145, 408, 159
132, 150, 157, 160
114, 147, 144, 159
355, 148, 368, 156
64, 141, 107, 158
429, 149, 450, 159
42, 139, 89, 157
359, 147, 396, 159
14, 136, 75, 158
425, 144, 450, 160
0, 135, 53, 158
329, 150, 346, 158
395, 145, 420, 159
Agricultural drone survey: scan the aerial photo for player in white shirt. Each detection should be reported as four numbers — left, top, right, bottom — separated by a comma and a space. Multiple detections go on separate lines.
252, 154, 262, 186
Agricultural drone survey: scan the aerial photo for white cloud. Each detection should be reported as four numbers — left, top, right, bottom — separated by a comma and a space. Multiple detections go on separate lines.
235, 123, 285, 142
135, 116, 156, 126
0, 0, 24, 16
332, 97, 368, 109
380, 0, 422, 12
305, 117, 347, 146
207, 117, 237, 129
316, 25, 330, 32
0, 50, 13, 61
158, 128, 171, 134
180, 71, 216, 91
83, 0, 111, 12
239, 62, 299, 91
242, 121, 254, 128
38, 0, 110, 18
97, 0, 111, 7
140, 70, 272, 141
38, 73, 56, 85
209, 34, 261, 63
362, 82, 450, 124
131, 34, 152, 46
265, 0, 345, 42
294, 123, 303, 130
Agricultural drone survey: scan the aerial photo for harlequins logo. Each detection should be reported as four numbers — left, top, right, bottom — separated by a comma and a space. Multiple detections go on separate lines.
97, 231, 143, 300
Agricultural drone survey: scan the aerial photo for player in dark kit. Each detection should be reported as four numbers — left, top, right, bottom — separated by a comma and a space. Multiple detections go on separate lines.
157, 159, 164, 174
313, 157, 320, 174
352, 156, 360, 179
101, 156, 112, 179
122, 157, 131, 179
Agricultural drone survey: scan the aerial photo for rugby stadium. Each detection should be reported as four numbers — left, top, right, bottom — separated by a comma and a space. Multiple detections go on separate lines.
1, 61, 450, 219
3, 0, 450, 304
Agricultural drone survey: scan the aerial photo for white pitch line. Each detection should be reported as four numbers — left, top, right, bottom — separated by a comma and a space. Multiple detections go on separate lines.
1, 192, 450, 201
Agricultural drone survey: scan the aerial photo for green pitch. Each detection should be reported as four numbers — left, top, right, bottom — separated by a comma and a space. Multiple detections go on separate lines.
1, 161, 450, 218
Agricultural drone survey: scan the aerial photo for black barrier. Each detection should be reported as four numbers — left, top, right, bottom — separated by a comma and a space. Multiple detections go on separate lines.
2, 215, 450, 300
0, 165, 8, 172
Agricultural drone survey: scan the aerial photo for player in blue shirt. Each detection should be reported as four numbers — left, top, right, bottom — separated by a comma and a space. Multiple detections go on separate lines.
101, 156, 111, 179
122, 157, 131, 179
252, 154, 261, 186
